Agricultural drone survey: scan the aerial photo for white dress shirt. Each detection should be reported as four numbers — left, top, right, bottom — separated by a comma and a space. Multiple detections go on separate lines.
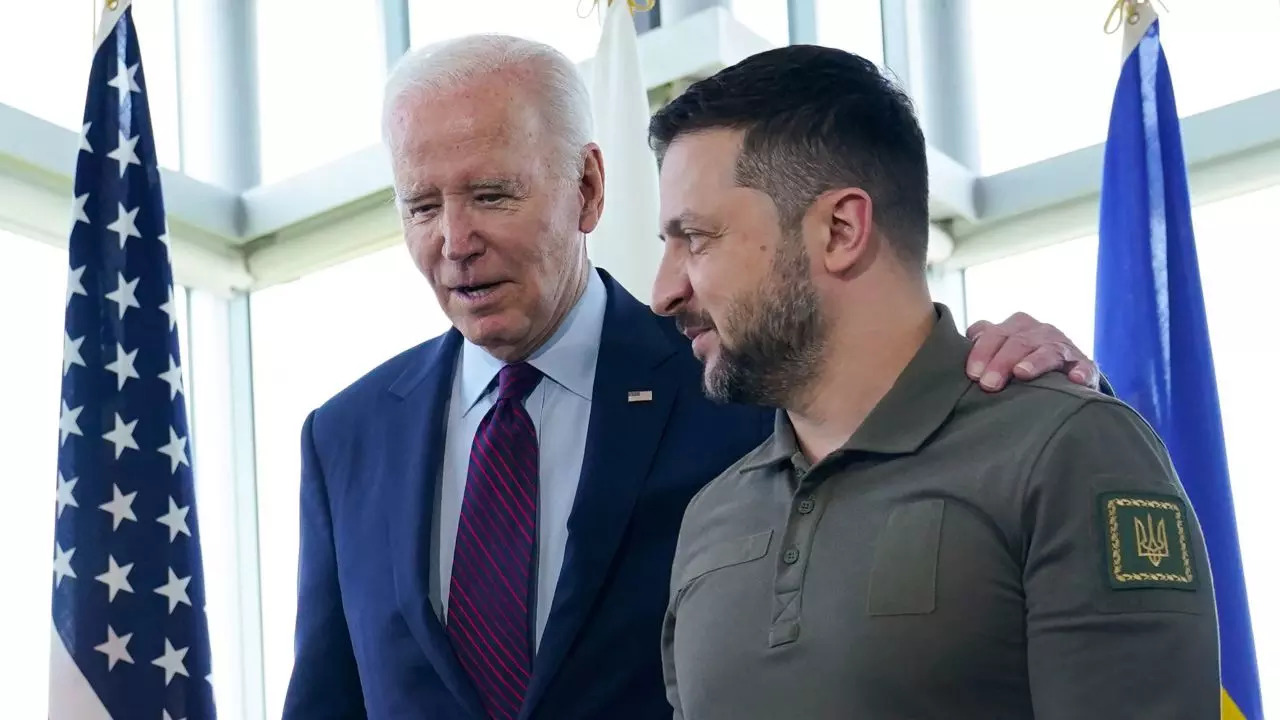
430, 268, 608, 649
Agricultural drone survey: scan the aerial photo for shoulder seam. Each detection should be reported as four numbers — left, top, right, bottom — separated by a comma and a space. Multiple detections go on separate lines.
1021, 379, 1119, 404
1014, 394, 1101, 555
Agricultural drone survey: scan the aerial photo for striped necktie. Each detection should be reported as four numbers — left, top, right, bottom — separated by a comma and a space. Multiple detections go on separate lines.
446, 362, 543, 720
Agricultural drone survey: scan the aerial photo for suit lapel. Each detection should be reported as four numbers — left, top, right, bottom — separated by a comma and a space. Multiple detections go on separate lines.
384, 331, 487, 719
522, 270, 679, 718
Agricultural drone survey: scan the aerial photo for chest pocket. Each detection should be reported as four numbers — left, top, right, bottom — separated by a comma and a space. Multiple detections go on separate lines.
677, 529, 773, 592
866, 499, 946, 616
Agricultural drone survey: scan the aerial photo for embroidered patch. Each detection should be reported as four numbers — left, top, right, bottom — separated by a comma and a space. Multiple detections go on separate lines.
1098, 492, 1197, 590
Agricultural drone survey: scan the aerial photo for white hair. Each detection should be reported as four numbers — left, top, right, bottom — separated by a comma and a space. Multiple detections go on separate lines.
381, 33, 594, 179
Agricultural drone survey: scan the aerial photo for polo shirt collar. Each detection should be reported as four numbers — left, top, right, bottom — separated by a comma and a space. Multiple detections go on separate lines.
740, 303, 973, 471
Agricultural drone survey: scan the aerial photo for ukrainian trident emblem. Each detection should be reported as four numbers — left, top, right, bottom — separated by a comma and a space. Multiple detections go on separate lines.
1134, 513, 1170, 567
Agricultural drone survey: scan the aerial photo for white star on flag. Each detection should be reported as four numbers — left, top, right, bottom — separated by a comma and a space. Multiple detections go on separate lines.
72, 192, 91, 228
152, 639, 190, 686
95, 555, 135, 602
157, 497, 192, 542
63, 333, 86, 375
107, 60, 141, 98
55, 472, 79, 518
59, 401, 83, 446
159, 286, 178, 332
104, 272, 141, 320
94, 626, 134, 671
103, 412, 140, 459
66, 265, 87, 306
80, 121, 93, 153
159, 355, 185, 400
106, 202, 142, 249
158, 427, 190, 474
106, 131, 141, 178
155, 569, 193, 613
52, 543, 76, 587
98, 484, 138, 530
104, 342, 140, 390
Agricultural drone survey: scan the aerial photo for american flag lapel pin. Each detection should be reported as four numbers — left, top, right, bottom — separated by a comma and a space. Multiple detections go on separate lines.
628, 390, 653, 403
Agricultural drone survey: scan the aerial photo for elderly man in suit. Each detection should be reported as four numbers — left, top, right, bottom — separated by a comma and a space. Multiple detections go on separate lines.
281, 34, 1102, 720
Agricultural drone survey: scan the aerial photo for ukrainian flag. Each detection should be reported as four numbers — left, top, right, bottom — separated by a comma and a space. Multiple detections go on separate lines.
1093, 3, 1263, 718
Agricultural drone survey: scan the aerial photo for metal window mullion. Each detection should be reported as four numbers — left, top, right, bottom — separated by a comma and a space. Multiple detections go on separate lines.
379, 0, 411, 71
787, 0, 817, 45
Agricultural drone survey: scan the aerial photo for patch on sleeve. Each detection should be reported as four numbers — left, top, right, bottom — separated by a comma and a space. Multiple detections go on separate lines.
1098, 491, 1197, 591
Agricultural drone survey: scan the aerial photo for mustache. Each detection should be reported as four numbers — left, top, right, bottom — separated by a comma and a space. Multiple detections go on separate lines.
675, 312, 715, 336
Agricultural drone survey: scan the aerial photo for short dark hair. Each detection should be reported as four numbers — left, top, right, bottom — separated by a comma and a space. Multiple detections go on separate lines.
649, 44, 929, 267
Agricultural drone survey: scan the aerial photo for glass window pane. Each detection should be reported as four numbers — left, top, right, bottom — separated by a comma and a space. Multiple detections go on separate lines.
256, 0, 386, 183
730, 0, 790, 49
814, 0, 883, 66
251, 244, 452, 720
962, 184, 1280, 709
963, 234, 1100, 356
1, 2, 96, 129
968, 2, 1120, 175
0, 232, 68, 719
125, 0, 182, 171
1186, 184, 1280, 711
968, 0, 1280, 174
408, 0, 604, 65
0, 3, 180, 167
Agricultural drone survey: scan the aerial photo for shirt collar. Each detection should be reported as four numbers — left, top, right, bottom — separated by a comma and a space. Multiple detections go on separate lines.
740, 303, 975, 472
458, 267, 607, 415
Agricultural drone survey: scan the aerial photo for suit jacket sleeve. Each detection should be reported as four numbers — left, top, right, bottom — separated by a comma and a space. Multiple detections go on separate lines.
281, 410, 368, 719
1022, 399, 1221, 719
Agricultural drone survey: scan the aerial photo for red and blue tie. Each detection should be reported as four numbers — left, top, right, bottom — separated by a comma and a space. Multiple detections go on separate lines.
446, 362, 543, 720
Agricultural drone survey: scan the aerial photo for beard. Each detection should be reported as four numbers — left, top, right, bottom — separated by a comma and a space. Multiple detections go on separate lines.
684, 239, 827, 408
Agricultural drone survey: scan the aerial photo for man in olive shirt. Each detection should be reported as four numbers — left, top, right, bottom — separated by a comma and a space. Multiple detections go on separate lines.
647, 45, 1221, 719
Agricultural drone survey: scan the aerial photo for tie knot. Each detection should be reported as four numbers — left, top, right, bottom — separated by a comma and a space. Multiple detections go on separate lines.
497, 362, 542, 401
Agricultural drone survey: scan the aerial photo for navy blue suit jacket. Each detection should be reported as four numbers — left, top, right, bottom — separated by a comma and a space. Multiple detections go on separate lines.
281, 268, 775, 719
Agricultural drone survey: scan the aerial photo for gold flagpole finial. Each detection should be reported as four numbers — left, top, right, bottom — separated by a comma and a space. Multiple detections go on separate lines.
1104, 0, 1169, 34
579, 0, 657, 19
106, 0, 119, 10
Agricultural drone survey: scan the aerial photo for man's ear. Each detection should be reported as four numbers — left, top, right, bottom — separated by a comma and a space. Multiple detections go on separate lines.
820, 187, 874, 276
578, 143, 606, 234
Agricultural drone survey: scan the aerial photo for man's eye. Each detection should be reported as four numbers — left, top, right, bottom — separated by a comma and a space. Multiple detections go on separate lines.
476, 193, 507, 204
409, 204, 438, 217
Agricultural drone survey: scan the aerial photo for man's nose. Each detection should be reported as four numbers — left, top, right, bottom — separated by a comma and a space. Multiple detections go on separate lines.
439, 204, 483, 261
650, 244, 691, 317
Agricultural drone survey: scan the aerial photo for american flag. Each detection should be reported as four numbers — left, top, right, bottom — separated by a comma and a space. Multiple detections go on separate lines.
50, 2, 216, 718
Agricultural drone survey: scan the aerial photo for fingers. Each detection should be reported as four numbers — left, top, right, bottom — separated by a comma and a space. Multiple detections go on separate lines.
966, 328, 1008, 381
1065, 359, 1101, 390
966, 312, 1101, 392
975, 335, 1039, 391
1010, 346, 1069, 381
966, 319, 995, 341
966, 312, 1044, 379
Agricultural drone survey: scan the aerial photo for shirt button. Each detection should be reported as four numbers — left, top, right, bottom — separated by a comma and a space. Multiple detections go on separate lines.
797, 498, 815, 514
783, 548, 800, 564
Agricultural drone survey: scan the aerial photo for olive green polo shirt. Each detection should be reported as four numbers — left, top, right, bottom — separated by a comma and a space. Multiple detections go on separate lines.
661, 304, 1220, 720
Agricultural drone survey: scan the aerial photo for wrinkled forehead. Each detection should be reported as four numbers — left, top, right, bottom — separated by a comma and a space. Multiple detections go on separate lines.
389, 82, 550, 189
